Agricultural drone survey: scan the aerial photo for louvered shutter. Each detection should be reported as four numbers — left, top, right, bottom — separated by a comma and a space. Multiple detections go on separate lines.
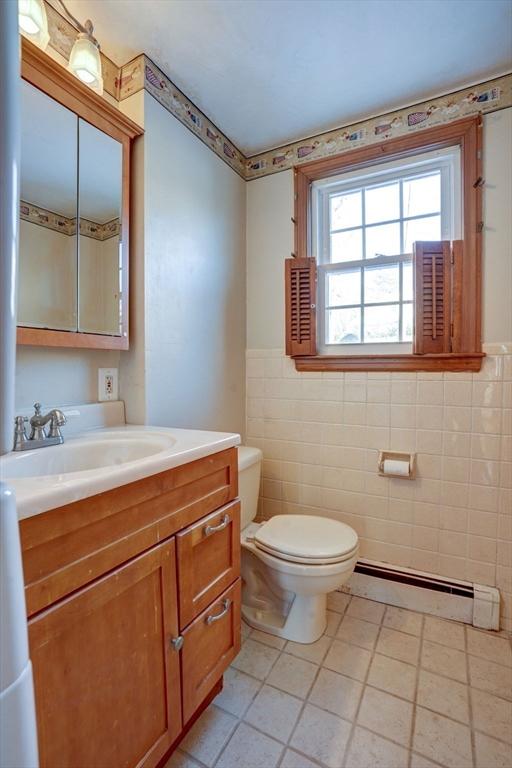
413, 241, 452, 354
285, 257, 317, 357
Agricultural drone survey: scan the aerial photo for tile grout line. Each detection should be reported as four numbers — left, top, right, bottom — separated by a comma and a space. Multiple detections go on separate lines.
465, 625, 477, 768
339, 603, 388, 768
407, 612, 426, 768
276, 596, 353, 768
205, 630, 282, 768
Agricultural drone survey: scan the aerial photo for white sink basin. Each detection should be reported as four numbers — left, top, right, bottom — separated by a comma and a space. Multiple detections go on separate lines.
1, 431, 176, 479
0, 424, 240, 520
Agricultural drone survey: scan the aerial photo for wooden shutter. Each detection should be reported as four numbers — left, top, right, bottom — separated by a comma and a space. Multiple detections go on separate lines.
413, 241, 452, 354
450, 240, 464, 353
285, 257, 317, 357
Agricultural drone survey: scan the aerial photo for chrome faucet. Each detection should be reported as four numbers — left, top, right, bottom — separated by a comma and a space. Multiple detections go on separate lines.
13, 403, 66, 451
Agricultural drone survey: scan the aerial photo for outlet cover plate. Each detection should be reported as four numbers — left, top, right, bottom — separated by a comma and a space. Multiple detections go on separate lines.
98, 368, 118, 402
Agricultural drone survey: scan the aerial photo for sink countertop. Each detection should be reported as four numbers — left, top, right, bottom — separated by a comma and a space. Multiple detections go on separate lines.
1, 424, 240, 520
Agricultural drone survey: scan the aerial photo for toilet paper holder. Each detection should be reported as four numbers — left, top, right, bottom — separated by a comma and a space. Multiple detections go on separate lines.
378, 451, 416, 479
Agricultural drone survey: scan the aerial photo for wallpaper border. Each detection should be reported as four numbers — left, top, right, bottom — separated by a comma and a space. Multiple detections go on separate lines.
36, 2, 512, 181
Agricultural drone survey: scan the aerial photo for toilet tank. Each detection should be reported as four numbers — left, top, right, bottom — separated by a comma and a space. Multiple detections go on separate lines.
237, 446, 262, 530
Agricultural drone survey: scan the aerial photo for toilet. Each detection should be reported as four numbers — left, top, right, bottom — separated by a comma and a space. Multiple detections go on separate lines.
238, 446, 359, 643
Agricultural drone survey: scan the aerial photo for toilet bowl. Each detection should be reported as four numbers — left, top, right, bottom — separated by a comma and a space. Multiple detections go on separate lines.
238, 446, 359, 643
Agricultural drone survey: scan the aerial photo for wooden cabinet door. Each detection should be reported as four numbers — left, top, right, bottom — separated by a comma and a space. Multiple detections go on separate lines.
181, 579, 241, 723
29, 540, 182, 768
177, 500, 240, 629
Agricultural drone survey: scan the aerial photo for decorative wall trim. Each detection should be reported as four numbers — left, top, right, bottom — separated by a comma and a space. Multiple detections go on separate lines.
20, 200, 74, 235
243, 74, 511, 180
20, 201, 120, 241
119, 54, 247, 178
34, 2, 512, 181
80, 217, 121, 241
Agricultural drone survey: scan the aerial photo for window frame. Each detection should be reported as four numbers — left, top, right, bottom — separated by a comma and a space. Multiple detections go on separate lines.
313, 148, 461, 354
292, 116, 484, 372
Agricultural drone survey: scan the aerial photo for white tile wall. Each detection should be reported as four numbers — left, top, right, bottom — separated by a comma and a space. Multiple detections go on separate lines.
246, 345, 512, 632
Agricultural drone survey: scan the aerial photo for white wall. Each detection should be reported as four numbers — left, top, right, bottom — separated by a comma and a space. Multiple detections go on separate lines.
15, 346, 120, 409
121, 92, 246, 435
482, 109, 512, 344
247, 109, 512, 350
245, 109, 512, 630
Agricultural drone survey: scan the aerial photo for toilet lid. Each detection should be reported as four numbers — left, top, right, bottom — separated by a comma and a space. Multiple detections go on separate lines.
254, 515, 358, 564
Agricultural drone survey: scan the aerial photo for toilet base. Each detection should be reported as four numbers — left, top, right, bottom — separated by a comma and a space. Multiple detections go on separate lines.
242, 592, 327, 644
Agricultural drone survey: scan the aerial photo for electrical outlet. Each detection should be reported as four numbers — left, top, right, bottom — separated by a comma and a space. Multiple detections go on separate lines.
98, 368, 118, 402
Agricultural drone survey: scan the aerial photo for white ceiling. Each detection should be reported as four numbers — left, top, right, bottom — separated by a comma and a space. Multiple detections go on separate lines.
58, 0, 512, 155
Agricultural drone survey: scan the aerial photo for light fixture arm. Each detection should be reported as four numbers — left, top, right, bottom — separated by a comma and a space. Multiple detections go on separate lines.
57, 0, 97, 45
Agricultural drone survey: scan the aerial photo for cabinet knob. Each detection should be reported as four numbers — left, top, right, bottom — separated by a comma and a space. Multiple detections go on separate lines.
170, 635, 184, 651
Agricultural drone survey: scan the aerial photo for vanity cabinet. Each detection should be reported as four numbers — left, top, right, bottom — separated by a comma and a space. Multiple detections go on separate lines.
19, 447, 240, 768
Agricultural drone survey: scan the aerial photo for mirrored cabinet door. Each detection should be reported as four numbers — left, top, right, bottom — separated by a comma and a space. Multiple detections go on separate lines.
18, 81, 78, 331
78, 119, 123, 336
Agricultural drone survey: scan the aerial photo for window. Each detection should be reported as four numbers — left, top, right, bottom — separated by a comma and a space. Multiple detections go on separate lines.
286, 117, 484, 372
312, 148, 460, 353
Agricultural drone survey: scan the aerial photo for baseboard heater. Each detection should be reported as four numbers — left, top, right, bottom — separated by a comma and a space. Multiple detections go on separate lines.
342, 558, 500, 631
354, 560, 474, 598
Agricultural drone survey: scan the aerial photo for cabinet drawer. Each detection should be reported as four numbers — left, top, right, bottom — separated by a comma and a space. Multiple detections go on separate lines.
177, 500, 240, 629
181, 579, 241, 723
21, 447, 238, 617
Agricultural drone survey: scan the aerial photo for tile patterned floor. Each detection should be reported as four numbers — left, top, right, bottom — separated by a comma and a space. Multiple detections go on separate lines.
166, 594, 512, 768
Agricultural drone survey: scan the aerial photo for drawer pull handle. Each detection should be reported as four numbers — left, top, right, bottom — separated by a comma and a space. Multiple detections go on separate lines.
205, 599, 231, 626
204, 514, 230, 537
170, 635, 184, 651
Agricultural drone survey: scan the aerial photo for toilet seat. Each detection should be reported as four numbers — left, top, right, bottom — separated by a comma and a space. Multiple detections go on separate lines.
254, 515, 359, 566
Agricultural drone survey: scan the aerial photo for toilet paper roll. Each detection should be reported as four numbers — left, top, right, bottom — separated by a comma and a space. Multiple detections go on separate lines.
383, 459, 410, 477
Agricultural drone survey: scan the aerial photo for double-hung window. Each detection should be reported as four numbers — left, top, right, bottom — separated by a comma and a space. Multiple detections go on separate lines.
286, 116, 484, 372
312, 148, 460, 354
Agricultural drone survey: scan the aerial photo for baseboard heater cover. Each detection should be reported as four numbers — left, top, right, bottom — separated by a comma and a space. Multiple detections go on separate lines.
354, 560, 474, 598
342, 558, 500, 631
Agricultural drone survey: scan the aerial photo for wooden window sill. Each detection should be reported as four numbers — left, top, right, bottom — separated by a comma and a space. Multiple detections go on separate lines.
293, 353, 485, 373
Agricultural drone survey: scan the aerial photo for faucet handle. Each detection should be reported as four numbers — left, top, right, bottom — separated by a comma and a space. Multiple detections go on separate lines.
13, 416, 29, 450
33, 402, 42, 416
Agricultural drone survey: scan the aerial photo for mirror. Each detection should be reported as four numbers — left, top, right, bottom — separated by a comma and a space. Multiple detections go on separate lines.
18, 81, 78, 331
78, 120, 123, 335
18, 81, 124, 338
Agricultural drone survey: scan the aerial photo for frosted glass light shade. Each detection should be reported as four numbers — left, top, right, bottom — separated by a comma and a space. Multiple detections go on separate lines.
18, 0, 50, 50
68, 34, 103, 95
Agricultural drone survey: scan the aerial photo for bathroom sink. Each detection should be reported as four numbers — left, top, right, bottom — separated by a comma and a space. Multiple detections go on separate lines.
0, 423, 240, 520
1, 431, 176, 479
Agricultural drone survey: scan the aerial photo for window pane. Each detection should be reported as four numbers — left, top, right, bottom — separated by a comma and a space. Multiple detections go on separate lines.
402, 261, 413, 301
327, 269, 361, 307
365, 181, 400, 225
327, 307, 361, 344
365, 222, 400, 259
403, 172, 441, 218
331, 228, 363, 263
403, 214, 441, 254
364, 264, 399, 303
402, 302, 413, 341
364, 304, 399, 342
330, 191, 362, 231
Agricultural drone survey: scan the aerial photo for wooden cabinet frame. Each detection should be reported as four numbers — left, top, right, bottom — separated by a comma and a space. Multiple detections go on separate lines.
17, 38, 143, 350
291, 116, 484, 372
20, 448, 240, 768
